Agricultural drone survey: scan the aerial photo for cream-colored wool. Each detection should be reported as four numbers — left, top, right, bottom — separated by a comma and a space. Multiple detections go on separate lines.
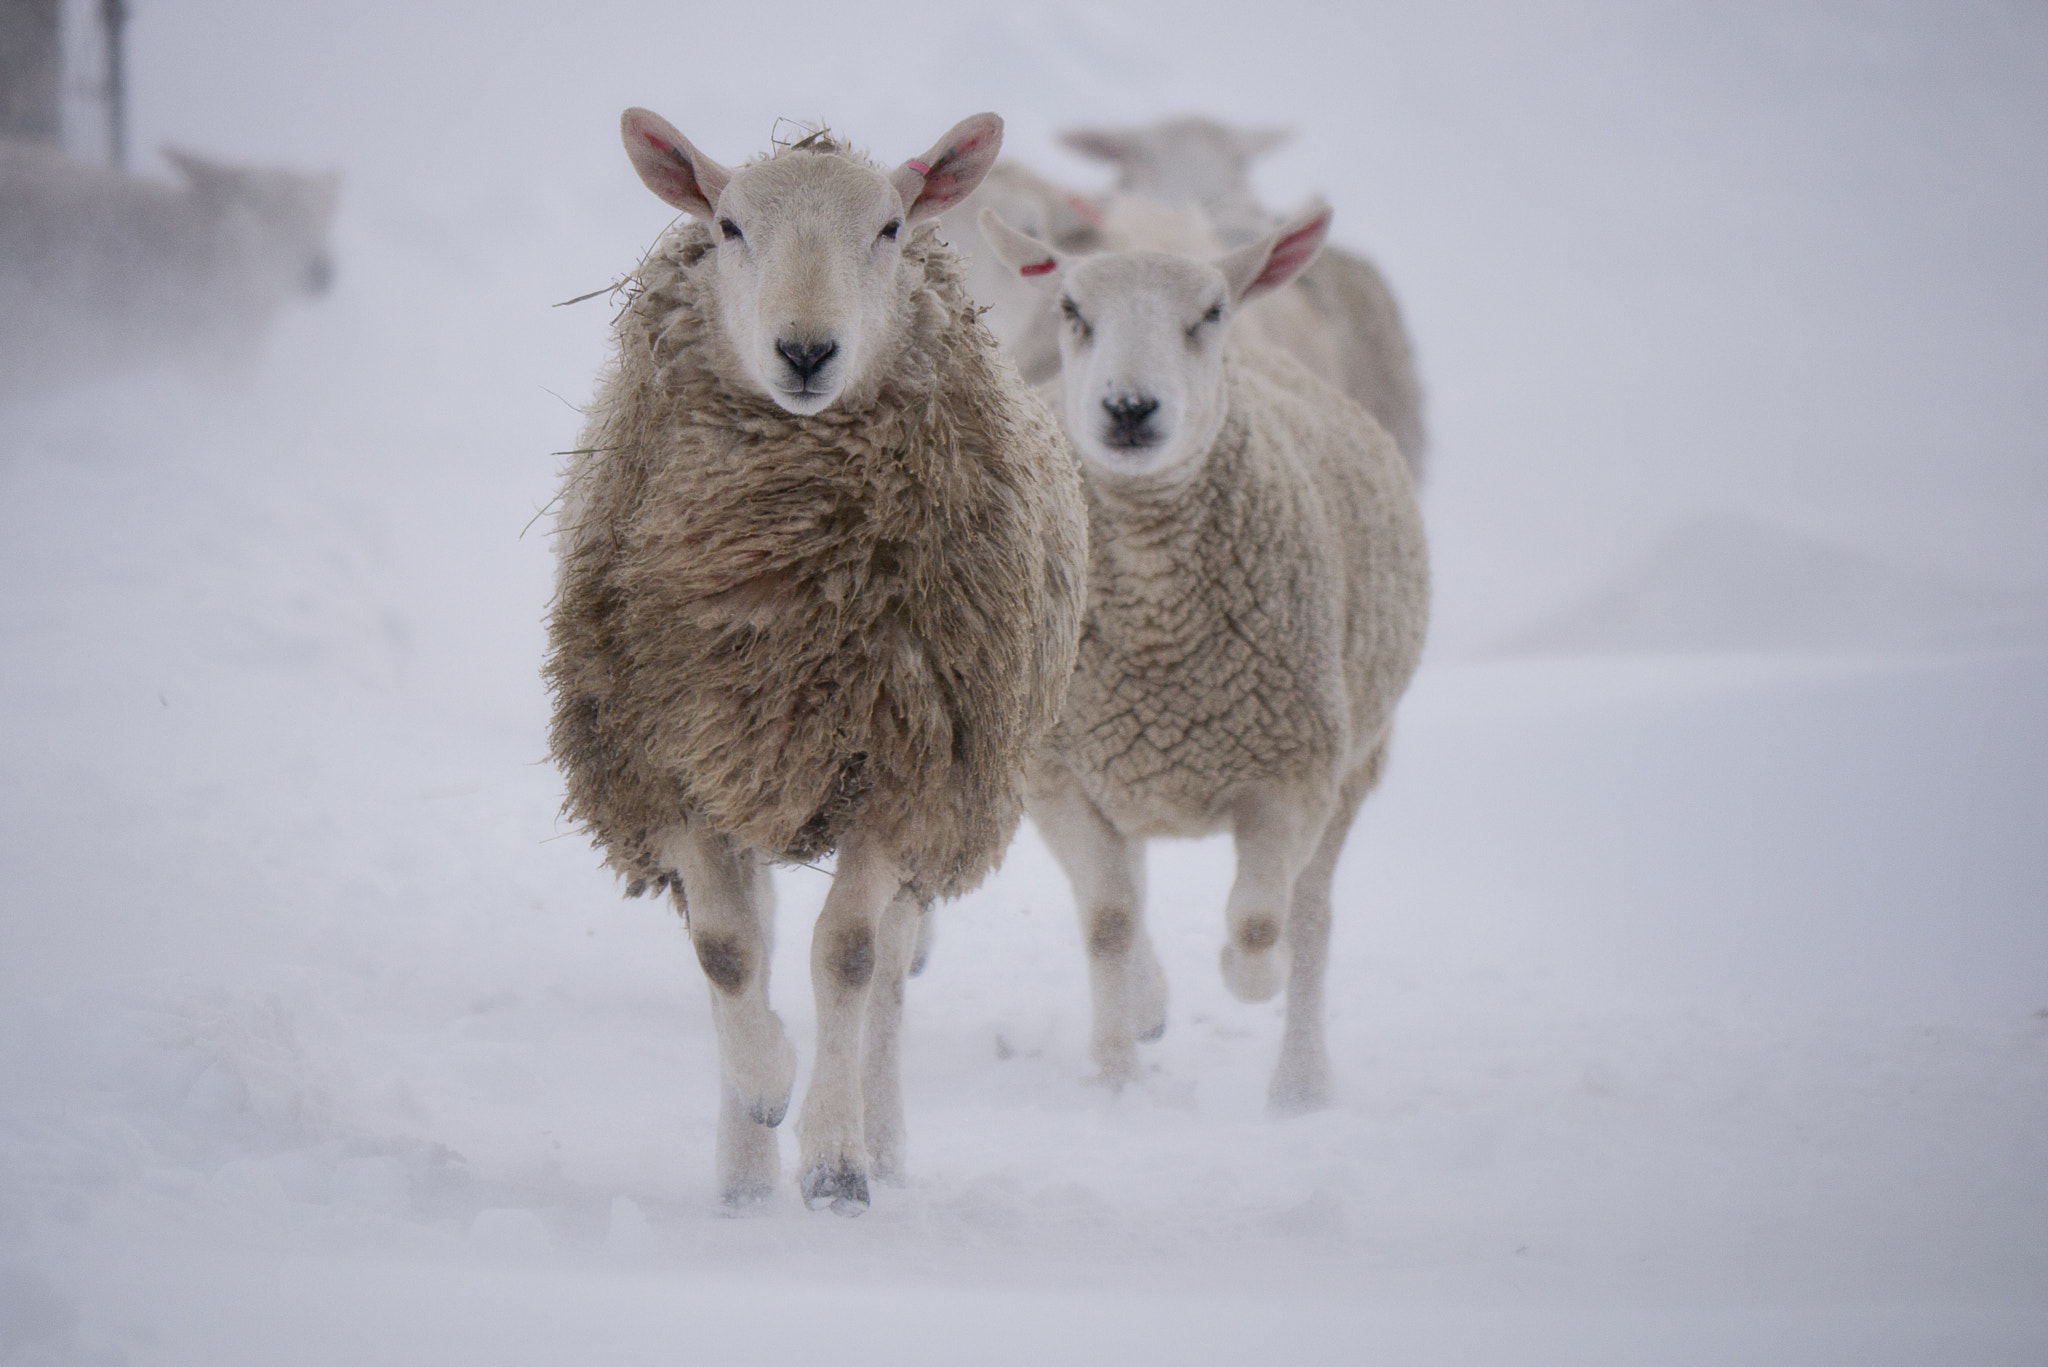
1036, 340, 1426, 843
547, 215, 1086, 904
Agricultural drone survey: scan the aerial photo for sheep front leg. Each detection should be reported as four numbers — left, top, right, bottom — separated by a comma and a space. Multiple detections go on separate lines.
661, 827, 796, 1206
1220, 788, 1327, 1004
1028, 770, 1167, 1087
1270, 752, 1381, 1115
795, 834, 905, 1215
860, 890, 924, 1185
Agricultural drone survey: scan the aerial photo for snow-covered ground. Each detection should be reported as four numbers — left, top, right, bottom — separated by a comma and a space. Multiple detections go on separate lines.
3, 2, 2045, 1363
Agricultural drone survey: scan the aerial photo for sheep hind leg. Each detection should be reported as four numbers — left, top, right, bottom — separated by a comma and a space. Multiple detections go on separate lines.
860, 890, 923, 1185
661, 829, 796, 1205
795, 834, 905, 1215
1270, 750, 1383, 1116
1029, 773, 1159, 1086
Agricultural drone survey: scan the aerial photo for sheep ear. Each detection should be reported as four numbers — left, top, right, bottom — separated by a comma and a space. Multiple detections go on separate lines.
1059, 126, 1140, 165
1216, 201, 1329, 304
621, 108, 730, 217
1233, 125, 1293, 160
893, 112, 1004, 223
978, 209, 1063, 288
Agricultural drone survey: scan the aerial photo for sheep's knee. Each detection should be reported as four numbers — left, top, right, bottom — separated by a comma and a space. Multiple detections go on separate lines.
694, 934, 751, 995
1234, 914, 1280, 953
832, 924, 875, 988
1086, 905, 1135, 959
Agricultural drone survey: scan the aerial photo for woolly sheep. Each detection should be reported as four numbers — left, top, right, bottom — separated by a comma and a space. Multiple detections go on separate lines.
981, 202, 1428, 1113
1062, 116, 1429, 477
546, 110, 1087, 1213
0, 140, 337, 398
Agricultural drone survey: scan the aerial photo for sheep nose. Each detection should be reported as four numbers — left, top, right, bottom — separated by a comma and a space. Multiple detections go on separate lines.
776, 338, 838, 382
1103, 395, 1159, 432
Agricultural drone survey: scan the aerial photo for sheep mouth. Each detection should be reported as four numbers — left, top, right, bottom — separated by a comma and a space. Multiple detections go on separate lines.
1098, 427, 1160, 452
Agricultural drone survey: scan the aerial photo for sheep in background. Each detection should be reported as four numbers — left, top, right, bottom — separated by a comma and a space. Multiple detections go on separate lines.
0, 140, 337, 398
981, 202, 1427, 1114
1061, 116, 1429, 478
937, 158, 1106, 384
547, 110, 1087, 1213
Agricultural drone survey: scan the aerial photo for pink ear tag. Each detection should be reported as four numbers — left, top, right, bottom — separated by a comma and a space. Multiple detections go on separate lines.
905, 159, 933, 177
1020, 259, 1056, 277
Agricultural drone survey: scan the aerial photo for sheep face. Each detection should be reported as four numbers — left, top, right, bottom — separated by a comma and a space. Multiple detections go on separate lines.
620, 108, 1004, 417
705, 153, 913, 415
1053, 250, 1235, 478
979, 201, 1333, 480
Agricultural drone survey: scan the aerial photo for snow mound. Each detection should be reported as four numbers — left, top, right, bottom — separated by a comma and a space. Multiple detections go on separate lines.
1499, 514, 2048, 657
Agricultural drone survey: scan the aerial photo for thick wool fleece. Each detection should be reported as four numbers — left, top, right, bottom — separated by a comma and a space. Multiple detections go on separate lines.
548, 211, 1087, 901
1033, 343, 1427, 834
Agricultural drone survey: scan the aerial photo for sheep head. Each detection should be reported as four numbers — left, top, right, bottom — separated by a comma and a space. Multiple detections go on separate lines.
1058, 117, 1290, 234
980, 201, 1330, 479
621, 108, 1003, 416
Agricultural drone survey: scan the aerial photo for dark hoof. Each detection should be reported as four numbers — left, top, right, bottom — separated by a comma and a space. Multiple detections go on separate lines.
908, 948, 929, 977
1138, 1017, 1166, 1042
748, 1095, 790, 1128
799, 1160, 870, 1216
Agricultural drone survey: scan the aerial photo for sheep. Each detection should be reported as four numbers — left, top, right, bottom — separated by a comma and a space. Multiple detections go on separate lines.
980, 201, 1428, 1114
1060, 116, 1430, 478
0, 140, 337, 398
546, 109, 1087, 1213
936, 158, 1106, 386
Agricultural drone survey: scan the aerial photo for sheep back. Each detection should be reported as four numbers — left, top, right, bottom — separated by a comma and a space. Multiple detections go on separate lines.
548, 220, 1087, 900
1295, 245, 1428, 478
1035, 342, 1426, 835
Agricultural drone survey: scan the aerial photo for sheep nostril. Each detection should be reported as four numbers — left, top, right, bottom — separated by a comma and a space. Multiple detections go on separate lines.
776, 338, 838, 382
1103, 396, 1159, 429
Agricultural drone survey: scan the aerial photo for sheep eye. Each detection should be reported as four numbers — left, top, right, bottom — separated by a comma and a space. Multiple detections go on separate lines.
879, 219, 901, 241
718, 218, 743, 242
1202, 302, 1223, 325
1059, 296, 1082, 323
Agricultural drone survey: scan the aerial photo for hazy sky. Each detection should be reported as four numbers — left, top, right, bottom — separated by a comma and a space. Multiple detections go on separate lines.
76, 0, 2048, 652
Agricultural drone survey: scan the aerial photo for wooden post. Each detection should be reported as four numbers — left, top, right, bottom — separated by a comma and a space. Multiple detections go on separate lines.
101, 0, 128, 166
0, 0, 63, 144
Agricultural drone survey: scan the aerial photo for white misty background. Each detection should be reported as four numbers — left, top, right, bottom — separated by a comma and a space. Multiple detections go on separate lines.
1, 2, 2044, 1365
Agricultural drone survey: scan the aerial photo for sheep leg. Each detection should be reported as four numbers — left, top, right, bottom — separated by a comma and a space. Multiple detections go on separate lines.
1029, 774, 1165, 1087
795, 835, 905, 1215
662, 828, 796, 1205
860, 890, 923, 1185
1220, 789, 1327, 1004
1270, 752, 1381, 1115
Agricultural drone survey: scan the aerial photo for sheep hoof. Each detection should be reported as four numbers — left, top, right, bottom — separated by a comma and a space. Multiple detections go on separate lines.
720, 1176, 776, 1210
800, 1159, 870, 1216
747, 1094, 791, 1128
1137, 1018, 1166, 1042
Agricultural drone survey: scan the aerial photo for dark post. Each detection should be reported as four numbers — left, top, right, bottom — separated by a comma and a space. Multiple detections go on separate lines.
0, 0, 64, 144
101, 0, 127, 166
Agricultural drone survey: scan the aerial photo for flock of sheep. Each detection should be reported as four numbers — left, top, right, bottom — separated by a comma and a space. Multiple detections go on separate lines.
548, 107, 1431, 1216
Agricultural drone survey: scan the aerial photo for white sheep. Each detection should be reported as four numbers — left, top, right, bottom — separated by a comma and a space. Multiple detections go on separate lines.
547, 111, 1088, 1213
981, 202, 1428, 1113
0, 140, 337, 398
1060, 116, 1429, 477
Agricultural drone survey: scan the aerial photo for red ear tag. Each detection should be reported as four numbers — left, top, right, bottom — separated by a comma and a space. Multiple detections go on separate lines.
905, 158, 933, 177
1020, 259, 1056, 277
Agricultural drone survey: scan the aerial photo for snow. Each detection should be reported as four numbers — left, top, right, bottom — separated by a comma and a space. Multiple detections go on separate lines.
3, 1, 2046, 1363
